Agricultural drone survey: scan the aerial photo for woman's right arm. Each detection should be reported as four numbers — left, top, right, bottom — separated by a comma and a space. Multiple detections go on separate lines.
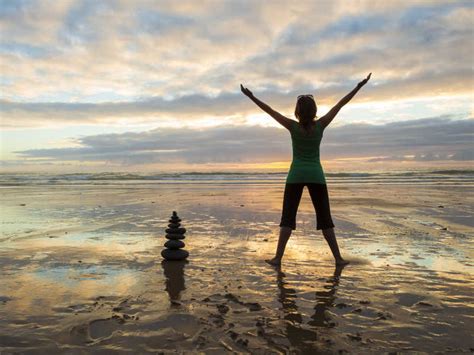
241, 84, 293, 130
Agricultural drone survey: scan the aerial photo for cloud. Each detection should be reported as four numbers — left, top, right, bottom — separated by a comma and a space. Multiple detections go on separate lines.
1, 0, 473, 172
321, 116, 474, 157
1, 68, 472, 128
0, 0, 472, 128
14, 117, 474, 166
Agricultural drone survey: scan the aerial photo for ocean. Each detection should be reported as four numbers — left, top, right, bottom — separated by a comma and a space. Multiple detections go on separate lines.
1, 169, 473, 186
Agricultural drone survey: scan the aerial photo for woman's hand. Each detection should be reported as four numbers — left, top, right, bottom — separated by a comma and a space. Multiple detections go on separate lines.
240, 84, 254, 98
357, 73, 372, 87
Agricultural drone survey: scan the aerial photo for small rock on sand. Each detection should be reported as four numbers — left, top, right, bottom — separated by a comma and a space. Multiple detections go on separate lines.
217, 304, 229, 314
347, 333, 362, 341
416, 301, 433, 307
246, 302, 262, 311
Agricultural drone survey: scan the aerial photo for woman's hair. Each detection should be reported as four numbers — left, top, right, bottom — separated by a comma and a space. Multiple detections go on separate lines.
295, 95, 317, 134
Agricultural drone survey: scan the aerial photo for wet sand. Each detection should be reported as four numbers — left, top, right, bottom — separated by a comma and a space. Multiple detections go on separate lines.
1, 183, 473, 353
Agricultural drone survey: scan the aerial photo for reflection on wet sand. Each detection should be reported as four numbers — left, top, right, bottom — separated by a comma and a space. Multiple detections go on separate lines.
309, 265, 344, 328
161, 260, 187, 302
273, 264, 346, 351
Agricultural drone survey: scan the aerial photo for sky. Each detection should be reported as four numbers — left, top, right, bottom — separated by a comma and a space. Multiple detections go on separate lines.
0, 0, 473, 172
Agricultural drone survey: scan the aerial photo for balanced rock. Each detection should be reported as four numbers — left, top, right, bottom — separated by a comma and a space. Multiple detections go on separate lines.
161, 211, 189, 261
164, 239, 185, 249
161, 249, 189, 261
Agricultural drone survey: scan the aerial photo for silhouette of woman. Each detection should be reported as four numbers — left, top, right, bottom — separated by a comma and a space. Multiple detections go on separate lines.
241, 73, 371, 266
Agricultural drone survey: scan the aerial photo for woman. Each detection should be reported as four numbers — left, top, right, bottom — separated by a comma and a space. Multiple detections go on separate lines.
241, 73, 371, 266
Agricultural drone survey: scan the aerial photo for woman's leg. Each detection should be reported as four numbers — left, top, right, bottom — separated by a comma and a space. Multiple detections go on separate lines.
308, 184, 349, 266
266, 183, 304, 265
266, 226, 293, 265
322, 227, 349, 265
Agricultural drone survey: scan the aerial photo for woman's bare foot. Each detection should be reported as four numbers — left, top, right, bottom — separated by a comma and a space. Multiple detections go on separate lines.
265, 257, 281, 266
335, 258, 350, 266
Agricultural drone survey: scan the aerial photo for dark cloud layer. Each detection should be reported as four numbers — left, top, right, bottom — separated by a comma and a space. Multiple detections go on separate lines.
15, 117, 474, 165
321, 116, 473, 159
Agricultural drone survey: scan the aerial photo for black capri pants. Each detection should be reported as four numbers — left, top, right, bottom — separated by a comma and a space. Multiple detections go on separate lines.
279, 183, 335, 230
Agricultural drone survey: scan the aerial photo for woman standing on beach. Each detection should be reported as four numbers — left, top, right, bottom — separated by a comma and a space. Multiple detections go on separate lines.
241, 73, 371, 266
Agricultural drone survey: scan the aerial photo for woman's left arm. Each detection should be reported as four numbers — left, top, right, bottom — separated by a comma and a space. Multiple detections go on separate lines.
319, 73, 371, 129
241, 84, 293, 130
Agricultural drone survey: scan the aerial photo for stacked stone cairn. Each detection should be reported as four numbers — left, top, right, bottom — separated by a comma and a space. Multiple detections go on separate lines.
161, 211, 189, 260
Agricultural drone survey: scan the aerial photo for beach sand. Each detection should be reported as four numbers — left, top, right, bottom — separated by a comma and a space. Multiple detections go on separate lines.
1, 182, 473, 353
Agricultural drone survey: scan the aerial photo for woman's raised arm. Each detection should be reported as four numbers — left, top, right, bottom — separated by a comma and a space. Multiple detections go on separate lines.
319, 73, 371, 130
241, 84, 293, 131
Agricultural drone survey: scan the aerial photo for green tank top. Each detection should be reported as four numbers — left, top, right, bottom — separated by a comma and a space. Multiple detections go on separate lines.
286, 120, 326, 184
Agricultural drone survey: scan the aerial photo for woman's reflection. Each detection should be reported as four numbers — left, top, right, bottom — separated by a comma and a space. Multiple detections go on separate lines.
275, 266, 315, 349
161, 260, 188, 302
273, 264, 346, 348
308, 264, 344, 327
